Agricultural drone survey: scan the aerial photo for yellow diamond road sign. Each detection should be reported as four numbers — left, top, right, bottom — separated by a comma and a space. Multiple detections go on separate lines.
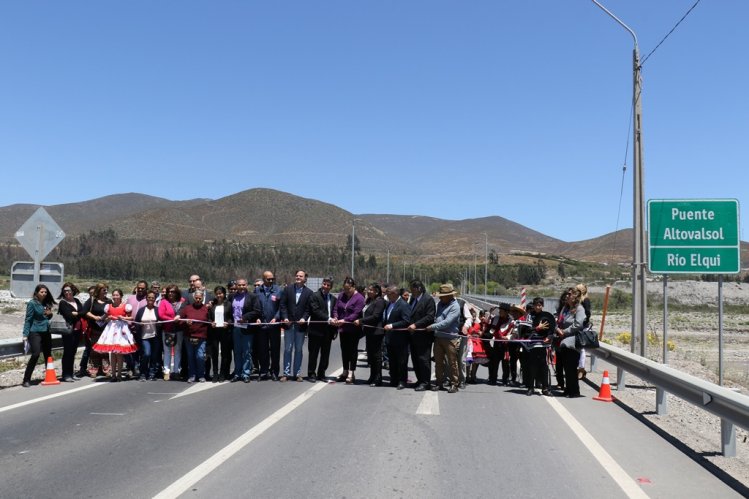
15, 207, 66, 261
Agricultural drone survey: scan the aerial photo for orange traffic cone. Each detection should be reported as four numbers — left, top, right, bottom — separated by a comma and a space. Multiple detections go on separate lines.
593, 370, 614, 402
41, 356, 60, 386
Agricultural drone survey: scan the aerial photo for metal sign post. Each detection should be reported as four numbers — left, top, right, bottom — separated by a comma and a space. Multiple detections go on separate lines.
12, 207, 65, 297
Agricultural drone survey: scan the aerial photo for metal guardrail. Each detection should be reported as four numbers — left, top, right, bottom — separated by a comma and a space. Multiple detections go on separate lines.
0, 336, 65, 359
463, 294, 749, 457
591, 342, 749, 456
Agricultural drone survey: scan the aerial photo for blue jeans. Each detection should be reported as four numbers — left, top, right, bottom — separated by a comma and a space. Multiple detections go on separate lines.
232, 326, 254, 379
185, 338, 206, 380
283, 325, 306, 377
140, 336, 162, 378
163, 330, 183, 375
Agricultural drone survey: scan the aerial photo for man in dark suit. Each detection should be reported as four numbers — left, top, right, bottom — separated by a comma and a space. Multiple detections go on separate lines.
383, 285, 412, 389
407, 280, 436, 391
279, 270, 313, 382
307, 277, 337, 382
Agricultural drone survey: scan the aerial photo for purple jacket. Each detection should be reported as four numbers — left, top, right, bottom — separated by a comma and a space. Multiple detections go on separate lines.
333, 291, 365, 336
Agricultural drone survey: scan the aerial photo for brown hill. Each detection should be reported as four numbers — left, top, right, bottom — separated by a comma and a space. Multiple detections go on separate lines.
1, 189, 745, 268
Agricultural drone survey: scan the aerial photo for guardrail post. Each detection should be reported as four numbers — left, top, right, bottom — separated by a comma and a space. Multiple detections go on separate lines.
656, 387, 667, 415
590, 353, 597, 374
616, 368, 626, 391
721, 419, 736, 457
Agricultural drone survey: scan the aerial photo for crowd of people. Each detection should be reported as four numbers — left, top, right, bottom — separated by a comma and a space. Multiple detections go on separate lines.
21, 271, 591, 397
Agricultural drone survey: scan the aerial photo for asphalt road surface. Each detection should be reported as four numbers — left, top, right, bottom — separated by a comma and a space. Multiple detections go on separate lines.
0, 348, 743, 499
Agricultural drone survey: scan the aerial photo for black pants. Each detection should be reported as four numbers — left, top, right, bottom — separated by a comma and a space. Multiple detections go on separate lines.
205, 327, 233, 379
501, 342, 520, 382
61, 331, 80, 378
339, 332, 360, 371
308, 333, 333, 377
267, 327, 282, 376
78, 334, 92, 373
252, 329, 269, 375
24, 332, 52, 382
562, 347, 581, 396
554, 345, 567, 388
525, 347, 549, 389
366, 334, 384, 382
387, 332, 410, 385
409, 331, 434, 386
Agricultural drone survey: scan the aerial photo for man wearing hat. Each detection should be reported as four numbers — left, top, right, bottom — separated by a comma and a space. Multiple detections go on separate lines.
427, 284, 462, 393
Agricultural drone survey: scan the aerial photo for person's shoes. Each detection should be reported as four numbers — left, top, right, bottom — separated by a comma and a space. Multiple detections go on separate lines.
566, 393, 582, 398
577, 368, 587, 380
61, 377, 75, 383
22, 380, 31, 388
163, 372, 170, 381
526, 388, 534, 396
243, 377, 251, 383
199, 378, 206, 383
458, 382, 466, 390
279, 376, 288, 382
187, 377, 195, 384
317, 372, 326, 381
270, 373, 279, 381
260, 373, 270, 381
296, 376, 304, 382
447, 385, 459, 393
345, 373, 355, 385
308, 373, 317, 382
218, 376, 226, 383
110, 377, 119, 383
72, 374, 82, 381
139, 376, 147, 382
75, 370, 87, 378
542, 388, 552, 396
396, 382, 406, 390
414, 383, 427, 392
430, 384, 440, 391
336, 373, 348, 383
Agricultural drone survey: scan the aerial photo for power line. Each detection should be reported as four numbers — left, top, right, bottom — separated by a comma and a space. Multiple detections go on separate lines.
610, 102, 633, 266
641, 0, 702, 67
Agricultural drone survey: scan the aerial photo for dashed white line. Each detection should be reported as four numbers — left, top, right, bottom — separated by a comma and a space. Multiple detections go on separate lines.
153, 368, 344, 499
416, 391, 440, 415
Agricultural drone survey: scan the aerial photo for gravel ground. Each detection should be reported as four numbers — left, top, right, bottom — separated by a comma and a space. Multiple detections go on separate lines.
3, 286, 749, 489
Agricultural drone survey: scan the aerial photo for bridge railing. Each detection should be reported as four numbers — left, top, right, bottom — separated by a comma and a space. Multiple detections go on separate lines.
464, 293, 748, 458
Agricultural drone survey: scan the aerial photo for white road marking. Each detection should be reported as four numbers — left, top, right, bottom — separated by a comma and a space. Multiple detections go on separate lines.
416, 391, 440, 415
90, 412, 125, 416
169, 381, 227, 400
154, 368, 344, 499
545, 396, 650, 499
0, 383, 104, 414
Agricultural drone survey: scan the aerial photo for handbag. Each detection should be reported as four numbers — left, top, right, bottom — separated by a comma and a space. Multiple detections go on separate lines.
560, 335, 577, 350
575, 326, 600, 350
49, 314, 73, 335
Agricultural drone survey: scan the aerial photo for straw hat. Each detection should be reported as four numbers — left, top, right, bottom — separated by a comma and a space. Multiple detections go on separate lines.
435, 283, 458, 297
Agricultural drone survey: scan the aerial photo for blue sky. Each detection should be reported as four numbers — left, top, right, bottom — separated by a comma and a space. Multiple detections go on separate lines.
1, 1, 746, 243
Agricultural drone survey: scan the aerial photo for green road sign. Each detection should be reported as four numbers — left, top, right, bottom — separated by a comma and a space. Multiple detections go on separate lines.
648, 199, 740, 274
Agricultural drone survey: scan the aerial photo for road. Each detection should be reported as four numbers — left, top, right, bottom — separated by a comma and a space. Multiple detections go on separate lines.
0, 349, 743, 499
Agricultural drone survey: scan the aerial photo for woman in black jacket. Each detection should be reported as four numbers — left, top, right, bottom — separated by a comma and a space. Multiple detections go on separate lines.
354, 283, 386, 387
57, 283, 85, 382
207, 286, 234, 382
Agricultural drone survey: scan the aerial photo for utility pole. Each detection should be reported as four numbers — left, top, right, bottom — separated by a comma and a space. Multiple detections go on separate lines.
386, 248, 390, 284
351, 222, 355, 280
484, 232, 489, 296
592, 0, 647, 357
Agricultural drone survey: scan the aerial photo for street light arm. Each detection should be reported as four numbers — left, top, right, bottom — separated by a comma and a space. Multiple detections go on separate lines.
591, 0, 639, 49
